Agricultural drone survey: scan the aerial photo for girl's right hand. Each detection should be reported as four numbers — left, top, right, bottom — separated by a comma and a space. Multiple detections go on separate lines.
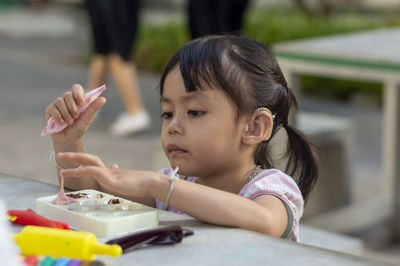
58, 152, 157, 198
45, 84, 106, 144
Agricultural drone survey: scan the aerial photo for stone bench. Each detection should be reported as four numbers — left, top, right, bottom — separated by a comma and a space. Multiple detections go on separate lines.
298, 111, 353, 218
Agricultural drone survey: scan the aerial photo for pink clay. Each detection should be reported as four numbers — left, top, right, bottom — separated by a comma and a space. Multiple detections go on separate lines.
41, 85, 107, 136
52, 174, 77, 205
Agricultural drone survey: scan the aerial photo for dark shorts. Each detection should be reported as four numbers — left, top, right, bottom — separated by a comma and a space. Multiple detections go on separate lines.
188, 0, 249, 39
86, 0, 140, 61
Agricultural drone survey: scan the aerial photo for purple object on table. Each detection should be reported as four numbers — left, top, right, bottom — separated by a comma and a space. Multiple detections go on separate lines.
106, 225, 194, 253
66, 259, 81, 266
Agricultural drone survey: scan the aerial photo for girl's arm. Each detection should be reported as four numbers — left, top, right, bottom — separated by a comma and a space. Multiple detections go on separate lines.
151, 175, 288, 236
58, 152, 288, 236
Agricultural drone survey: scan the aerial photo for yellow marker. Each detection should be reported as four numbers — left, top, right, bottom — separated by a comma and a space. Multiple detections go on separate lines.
13, 225, 122, 260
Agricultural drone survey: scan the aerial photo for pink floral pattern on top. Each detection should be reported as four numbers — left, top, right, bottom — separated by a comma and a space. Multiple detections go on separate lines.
156, 168, 304, 242
239, 169, 304, 242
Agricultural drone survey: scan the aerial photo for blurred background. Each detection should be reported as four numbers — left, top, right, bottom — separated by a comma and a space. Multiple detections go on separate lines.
0, 0, 399, 264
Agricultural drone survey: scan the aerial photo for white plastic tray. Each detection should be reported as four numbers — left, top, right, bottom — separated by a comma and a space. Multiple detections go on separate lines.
36, 189, 159, 237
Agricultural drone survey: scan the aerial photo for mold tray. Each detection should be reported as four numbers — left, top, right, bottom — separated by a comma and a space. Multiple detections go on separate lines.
36, 189, 158, 237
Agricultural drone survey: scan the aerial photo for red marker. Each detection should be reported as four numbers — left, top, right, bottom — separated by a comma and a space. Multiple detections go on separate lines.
7, 208, 70, 229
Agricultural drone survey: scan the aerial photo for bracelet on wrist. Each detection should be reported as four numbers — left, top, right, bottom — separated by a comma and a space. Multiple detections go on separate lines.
164, 166, 179, 209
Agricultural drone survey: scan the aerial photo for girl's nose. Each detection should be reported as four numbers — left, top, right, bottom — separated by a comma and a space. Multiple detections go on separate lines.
168, 117, 183, 135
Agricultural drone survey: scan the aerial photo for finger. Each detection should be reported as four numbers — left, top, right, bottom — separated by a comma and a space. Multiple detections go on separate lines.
111, 163, 119, 169
60, 166, 102, 179
45, 104, 64, 123
61, 166, 113, 188
77, 97, 106, 127
72, 84, 85, 107
54, 97, 74, 125
57, 152, 106, 168
64, 91, 79, 119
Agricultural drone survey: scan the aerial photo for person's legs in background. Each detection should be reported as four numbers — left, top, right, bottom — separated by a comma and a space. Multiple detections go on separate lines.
86, 0, 108, 91
228, 0, 250, 34
108, 52, 150, 136
87, 54, 108, 91
86, 52, 150, 137
188, 0, 218, 39
86, 0, 150, 136
106, 0, 150, 136
187, 0, 249, 39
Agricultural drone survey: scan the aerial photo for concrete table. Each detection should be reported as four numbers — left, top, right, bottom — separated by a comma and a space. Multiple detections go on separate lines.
0, 173, 388, 266
273, 28, 400, 236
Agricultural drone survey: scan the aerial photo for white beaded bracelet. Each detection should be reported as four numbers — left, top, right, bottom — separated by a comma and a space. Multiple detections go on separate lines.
164, 166, 179, 209
49, 151, 82, 170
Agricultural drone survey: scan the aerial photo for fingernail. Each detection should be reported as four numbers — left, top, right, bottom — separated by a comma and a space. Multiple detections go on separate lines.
58, 152, 65, 156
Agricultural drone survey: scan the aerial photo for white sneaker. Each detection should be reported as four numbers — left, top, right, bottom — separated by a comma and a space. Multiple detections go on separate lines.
109, 111, 151, 137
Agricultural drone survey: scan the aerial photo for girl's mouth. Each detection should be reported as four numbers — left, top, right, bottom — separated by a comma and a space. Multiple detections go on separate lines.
167, 144, 188, 155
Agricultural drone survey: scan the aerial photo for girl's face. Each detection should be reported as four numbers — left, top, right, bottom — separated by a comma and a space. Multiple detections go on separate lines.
161, 69, 248, 178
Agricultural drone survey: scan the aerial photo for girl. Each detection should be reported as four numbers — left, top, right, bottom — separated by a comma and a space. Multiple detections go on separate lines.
45, 35, 318, 242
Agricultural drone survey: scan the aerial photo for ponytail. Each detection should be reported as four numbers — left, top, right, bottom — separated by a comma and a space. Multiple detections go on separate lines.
254, 123, 318, 204
284, 124, 318, 204
254, 88, 318, 204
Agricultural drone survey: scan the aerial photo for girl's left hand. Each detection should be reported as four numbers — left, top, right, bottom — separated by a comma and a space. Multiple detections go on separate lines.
57, 152, 154, 198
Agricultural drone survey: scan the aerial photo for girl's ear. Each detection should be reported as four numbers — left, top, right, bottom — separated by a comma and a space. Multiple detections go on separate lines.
242, 109, 274, 145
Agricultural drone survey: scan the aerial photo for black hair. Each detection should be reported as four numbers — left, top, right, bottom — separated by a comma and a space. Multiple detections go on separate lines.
159, 35, 318, 203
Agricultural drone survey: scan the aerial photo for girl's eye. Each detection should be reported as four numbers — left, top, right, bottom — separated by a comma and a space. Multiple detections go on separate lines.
188, 110, 204, 117
161, 112, 173, 119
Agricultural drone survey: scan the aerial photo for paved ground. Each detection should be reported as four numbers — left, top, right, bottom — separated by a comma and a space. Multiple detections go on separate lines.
0, 3, 399, 264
